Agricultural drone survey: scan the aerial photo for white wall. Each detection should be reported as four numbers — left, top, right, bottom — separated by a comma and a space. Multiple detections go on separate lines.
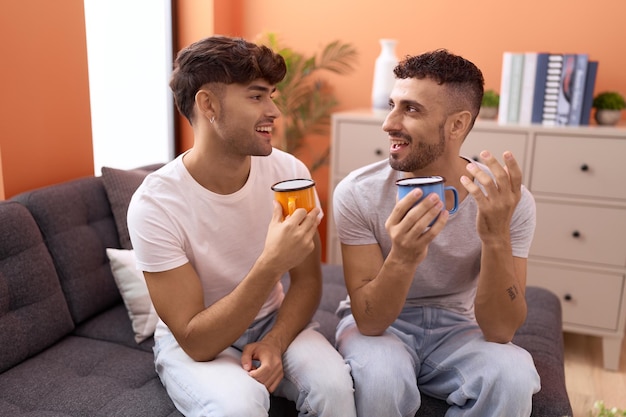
84, 0, 175, 174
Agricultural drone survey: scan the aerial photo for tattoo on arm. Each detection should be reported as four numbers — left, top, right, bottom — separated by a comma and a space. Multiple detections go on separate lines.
506, 285, 519, 301
365, 300, 373, 316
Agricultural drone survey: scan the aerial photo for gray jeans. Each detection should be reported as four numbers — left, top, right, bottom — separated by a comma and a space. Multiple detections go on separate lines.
336, 306, 540, 417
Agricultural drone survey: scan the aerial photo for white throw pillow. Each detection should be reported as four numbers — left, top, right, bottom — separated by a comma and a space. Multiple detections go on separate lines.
106, 248, 158, 343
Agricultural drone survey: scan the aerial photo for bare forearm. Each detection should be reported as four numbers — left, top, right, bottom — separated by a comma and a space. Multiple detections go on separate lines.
266, 275, 321, 354
180, 262, 284, 361
475, 241, 527, 343
262, 238, 323, 353
351, 253, 416, 336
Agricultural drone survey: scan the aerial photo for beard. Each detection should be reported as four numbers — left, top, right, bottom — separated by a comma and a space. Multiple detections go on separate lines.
216, 111, 273, 157
389, 123, 446, 172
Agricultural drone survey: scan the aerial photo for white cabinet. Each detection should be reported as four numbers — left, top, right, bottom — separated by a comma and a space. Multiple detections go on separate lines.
327, 110, 626, 370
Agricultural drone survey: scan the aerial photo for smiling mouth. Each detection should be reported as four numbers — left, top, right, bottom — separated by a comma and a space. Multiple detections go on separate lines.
390, 139, 409, 150
256, 126, 273, 134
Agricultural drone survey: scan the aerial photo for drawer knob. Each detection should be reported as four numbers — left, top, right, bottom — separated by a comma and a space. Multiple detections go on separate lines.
572, 230, 581, 238
580, 163, 589, 172
375, 149, 383, 156
563, 294, 573, 302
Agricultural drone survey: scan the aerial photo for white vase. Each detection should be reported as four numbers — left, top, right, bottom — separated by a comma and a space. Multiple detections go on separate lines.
371, 39, 399, 110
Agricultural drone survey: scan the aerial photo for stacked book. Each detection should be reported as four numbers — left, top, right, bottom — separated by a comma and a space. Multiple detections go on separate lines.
497, 52, 598, 126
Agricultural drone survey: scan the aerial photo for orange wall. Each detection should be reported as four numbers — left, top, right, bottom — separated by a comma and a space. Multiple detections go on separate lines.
0, 146, 5, 200
0, 0, 93, 199
172, 0, 216, 154
238, 0, 626, 114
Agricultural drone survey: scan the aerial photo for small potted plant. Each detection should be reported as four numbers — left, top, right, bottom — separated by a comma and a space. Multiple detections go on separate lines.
590, 400, 626, 417
479, 89, 499, 120
592, 91, 625, 126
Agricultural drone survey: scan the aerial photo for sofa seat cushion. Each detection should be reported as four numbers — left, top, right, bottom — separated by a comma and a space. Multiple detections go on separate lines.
0, 201, 74, 373
0, 335, 182, 417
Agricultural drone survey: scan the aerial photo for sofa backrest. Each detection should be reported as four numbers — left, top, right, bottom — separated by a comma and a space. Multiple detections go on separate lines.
12, 176, 123, 325
0, 201, 74, 373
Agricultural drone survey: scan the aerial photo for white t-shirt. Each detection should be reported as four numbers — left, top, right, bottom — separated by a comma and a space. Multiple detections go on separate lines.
127, 148, 320, 336
333, 158, 536, 317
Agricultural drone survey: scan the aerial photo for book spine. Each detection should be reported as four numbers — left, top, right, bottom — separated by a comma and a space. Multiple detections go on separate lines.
531, 53, 550, 124
507, 53, 525, 123
554, 54, 577, 126
498, 52, 512, 125
580, 61, 598, 125
567, 54, 589, 126
519, 52, 538, 125
542, 54, 564, 126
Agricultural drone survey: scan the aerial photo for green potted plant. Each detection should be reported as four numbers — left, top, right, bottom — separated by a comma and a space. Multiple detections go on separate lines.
590, 400, 626, 417
592, 91, 625, 126
258, 33, 358, 172
479, 89, 499, 120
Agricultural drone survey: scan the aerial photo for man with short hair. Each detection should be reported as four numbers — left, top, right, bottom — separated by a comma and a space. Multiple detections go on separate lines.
128, 35, 356, 417
333, 49, 541, 417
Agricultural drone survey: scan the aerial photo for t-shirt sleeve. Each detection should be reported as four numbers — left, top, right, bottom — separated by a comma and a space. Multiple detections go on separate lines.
510, 185, 536, 258
127, 188, 189, 273
333, 175, 378, 246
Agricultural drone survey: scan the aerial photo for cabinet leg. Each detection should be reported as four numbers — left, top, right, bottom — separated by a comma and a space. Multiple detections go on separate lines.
602, 336, 622, 371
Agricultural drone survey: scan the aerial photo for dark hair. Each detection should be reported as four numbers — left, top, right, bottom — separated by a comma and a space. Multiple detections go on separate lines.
169, 35, 287, 124
394, 49, 484, 120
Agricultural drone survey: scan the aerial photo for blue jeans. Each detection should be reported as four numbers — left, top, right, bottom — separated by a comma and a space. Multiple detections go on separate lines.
153, 313, 356, 417
336, 307, 540, 417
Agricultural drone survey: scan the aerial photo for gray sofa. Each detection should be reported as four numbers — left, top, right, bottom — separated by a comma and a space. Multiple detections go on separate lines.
0, 166, 572, 416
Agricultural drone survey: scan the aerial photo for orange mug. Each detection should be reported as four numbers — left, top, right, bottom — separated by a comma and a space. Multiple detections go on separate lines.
271, 178, 316, 217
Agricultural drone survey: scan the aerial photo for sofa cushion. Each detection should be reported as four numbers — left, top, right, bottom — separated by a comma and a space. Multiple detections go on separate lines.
101, 167, 151, 250
0, 201, 74, 373
12, 176, 122, 325
512, 286, 572, 417
0, 335, 182, 417
73, 303, 155, 353
106, 248, 158, 343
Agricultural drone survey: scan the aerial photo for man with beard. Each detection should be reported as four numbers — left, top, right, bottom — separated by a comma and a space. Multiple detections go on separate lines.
128, 36, 356, 417
332, 49, 540, 417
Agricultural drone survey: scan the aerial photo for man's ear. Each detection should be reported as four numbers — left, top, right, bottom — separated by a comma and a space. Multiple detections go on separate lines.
195, 88, 218, 122
448, 110, 473, 142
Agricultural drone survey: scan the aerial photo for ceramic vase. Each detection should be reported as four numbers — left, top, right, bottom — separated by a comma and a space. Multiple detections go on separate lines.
371, 39, 399, 110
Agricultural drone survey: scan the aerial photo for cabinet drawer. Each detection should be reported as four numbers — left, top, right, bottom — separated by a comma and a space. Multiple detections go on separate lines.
531, 201, 626, 267
463, 130, 528, 166
531, 134, 626, 200
527, 262, 625, 331
333, 120, 387, 176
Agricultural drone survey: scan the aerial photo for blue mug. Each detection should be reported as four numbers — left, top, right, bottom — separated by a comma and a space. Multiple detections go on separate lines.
396, 176, 458, 223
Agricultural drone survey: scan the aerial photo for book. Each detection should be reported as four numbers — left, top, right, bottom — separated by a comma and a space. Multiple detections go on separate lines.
567, 54, 589, 126
498, 52, 513, 125
554, 54, 577, 126
507, 53, 525, 123
542, 54, 564, 126
580, 60, 599, 125
518, 52, 538, 125
531, 53, 551, 124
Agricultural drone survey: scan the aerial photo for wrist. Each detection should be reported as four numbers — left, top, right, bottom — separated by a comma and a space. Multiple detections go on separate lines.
480, 233, 512, 251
